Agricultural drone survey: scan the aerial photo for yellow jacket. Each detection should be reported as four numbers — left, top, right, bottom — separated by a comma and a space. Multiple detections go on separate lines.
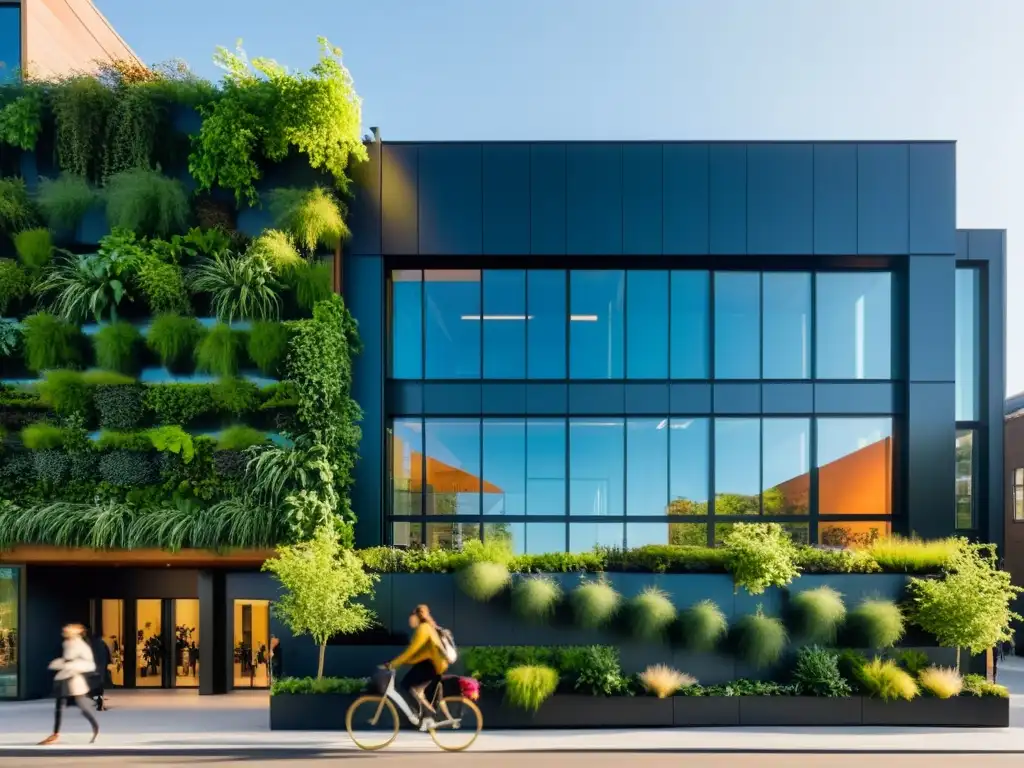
389, 623, 449, 674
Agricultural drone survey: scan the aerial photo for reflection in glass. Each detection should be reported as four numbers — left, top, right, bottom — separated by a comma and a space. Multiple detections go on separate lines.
136, 599, 162, 688
174, 599, 199, 688
816, 418, 893, 515
669, 418, 709, 516
816, 272, 892, 380
627, 419, 667, 515
233, 600, 270, 689
483, 420, 525, 515
628, 521, 708, 548
818, 521, 890, 548
1015, 469, 1024, 522
0, 7, 21, 85
714, 522, 808, 546
0, 567, 18, 698
955, 268, 980, 422
762, 273, 810, 379
570, 271, 624, 379
99, 599, 124, 687
714, 419, 760, 515
670, 271, 710, 379
955, 430, 974, 530
570, 522, 624, 552
425, 269, 480, 379
390, 420, 422, 516
484, 522, 567, 555
626, 271, 668, 378
425, 419, 481, 515
569, 419, 624, 516
392, 522, 424, 547
762, 418, 810, 515
714, 272, 760, 379
482, 270, 526, 379
426, 522, 481, 549
527, 419, 566, 516
527, 271, 567, 378
390, 270, 422, 379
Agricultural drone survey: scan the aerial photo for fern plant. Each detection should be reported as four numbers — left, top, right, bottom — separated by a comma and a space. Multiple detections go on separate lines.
36, 173, 99, 232
189, 250, 281, 322
93, 321, 141, 374
146, 313, 202, 371
14, 228, 53, 274
104, 167, 189, 237
195, 323, 242, 377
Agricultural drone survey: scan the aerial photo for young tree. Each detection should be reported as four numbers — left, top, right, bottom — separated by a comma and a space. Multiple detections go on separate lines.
907, 539, 1023, 670
262, 522, 378, 678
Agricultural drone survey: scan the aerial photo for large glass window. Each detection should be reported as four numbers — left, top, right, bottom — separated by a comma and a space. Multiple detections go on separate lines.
482, 270, 526, 379
426, 522, 480, 549
569, 522, 624, 552
390, 420, 423, 516
483, 420, 525, 515
527, 271, 566, 378
818, 521, 890, 548
669, 418, 709, 516
0, 6, 20, 84
569, 418, 624, 516
626, 419, 668, 515
485, 521, 566, 554
670, 271, 710, 379
955, 268, 981, 422
762, 273, 811, 379
233, 600, 270, 689
570, 271, 624, 379
816, 272, 892, 380
527, 419, 566, 516
955, 430, 974, 530
816, 417, 892, 515
626, 271, 668, 379
390, 270, 422, 379
714, 418, 760, 514
714, 272, 760, 379
1014, 468, 1024, 522
0, 566, 17, 699
425, 419, 481, 515
762, 418, 810, 514
425, 269, 480, 379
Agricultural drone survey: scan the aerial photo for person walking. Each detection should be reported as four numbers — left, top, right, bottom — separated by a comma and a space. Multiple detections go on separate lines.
39, 624, 99, 745
85, 626, 111, 711
269, 636, 282, 684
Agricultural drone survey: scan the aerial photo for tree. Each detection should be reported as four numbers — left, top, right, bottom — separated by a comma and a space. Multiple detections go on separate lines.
907, 539, 1023, 670
262, 523, 378, 678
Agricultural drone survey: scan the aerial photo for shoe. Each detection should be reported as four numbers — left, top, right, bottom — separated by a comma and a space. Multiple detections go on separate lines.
90, 728, 99, 744
418, 716, 436, 732
38, 734, 59, 746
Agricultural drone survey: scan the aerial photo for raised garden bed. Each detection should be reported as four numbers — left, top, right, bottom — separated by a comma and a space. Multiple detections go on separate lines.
270, 693, 1009, 730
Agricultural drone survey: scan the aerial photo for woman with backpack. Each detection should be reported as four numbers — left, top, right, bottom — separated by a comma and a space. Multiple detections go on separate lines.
384, 604, 452, 730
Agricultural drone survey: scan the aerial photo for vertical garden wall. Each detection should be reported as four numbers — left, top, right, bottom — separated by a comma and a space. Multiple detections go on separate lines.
0, 40, 366, 550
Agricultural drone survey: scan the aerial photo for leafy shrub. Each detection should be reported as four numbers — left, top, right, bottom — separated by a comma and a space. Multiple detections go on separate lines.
640, 665, 697, 698
21, 422, 69, 450
217, 425, 267, 451
511, 575, 561, 622
0, 451, 32, 480
69, 450, 99, 483
93, 321, 141, 374
104, 168, 189, 237
505, 666, 558, 712
144, 383, 213, 424
867, 536, 959, 573
558, 645, 627, 696
0, 177, 35, 232
212, 377, 260, 416
270, 676, 367, 696
292, 260, 333, 312
790, 586, 846, 645
14, 228, 53, 273
37, 370, 92, 416
794, 546, 881, 574
836, 649, 869, 693
213, 449, 248, 477
21, 314, 82, 372
38, 248, 140, 323
250, 229, 303, 272
98, 449, 157, 486
0, 318, 20, 357
0, 260, 30, 315
457, 561, 511, 602
791, 646, 852, 697
147, 425, 195, 463
630, 586, 677, 640
859, 657, 919, 701
570, 579, 621, 629
189, 251, 281, 322
0, 90, 41, 152
722, 523, 799, 595
93, 384, 144, 430
918, 666, 962, 699
37, 173, 98, 231
847, 599, 904, 649
195, 324, 242, 377
895, 649, 930, 676
605, 544, 729, 574
679, 679, 799, 698
146, 313, 202, 371
733, 607, 788, 668
247, 321, 290, 376
96, 431, 154, 452
33, 450, 71, 484
135, 256, 190, 314
268, 186, 347, 252
679, 599, 728, 652
962, 673, 1009, 699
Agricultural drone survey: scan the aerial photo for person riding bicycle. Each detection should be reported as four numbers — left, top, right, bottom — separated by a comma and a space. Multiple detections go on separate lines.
383, 604, 448, 729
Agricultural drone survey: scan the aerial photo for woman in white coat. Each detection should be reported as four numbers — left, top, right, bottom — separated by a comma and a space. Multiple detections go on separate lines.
39, 624, 99, 745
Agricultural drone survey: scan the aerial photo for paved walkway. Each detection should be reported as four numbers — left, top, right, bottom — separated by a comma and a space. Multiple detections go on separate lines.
1, 659, 1023, 756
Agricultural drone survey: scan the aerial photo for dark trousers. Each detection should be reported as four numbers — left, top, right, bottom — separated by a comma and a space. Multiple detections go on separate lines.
53, 695, 98, 734
401, 661, 440, 711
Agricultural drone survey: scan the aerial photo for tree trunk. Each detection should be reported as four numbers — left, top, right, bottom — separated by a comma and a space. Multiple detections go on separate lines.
318, 643, 326, 680
956, 647, 961, 672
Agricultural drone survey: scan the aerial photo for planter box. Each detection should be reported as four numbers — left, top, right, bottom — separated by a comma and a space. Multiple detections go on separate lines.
862, 696, 1009, 728
739, 697, 862, 726
482, 695, 673, 730
673, 696, 740, 726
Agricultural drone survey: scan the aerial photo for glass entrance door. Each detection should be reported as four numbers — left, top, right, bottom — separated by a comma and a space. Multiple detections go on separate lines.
233, 600, 270, 688
174, 599, 199, 688
0, 567, 19, 699
136, 599, 164, 688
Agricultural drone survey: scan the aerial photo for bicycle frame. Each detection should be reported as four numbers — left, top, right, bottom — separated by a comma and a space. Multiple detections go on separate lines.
371, 671, 459, 730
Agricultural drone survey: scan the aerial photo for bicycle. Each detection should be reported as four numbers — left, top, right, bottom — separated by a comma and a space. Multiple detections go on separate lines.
345, 669, 483, 752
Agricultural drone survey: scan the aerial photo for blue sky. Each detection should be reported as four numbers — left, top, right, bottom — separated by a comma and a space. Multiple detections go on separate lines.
96, 0, 1022, 394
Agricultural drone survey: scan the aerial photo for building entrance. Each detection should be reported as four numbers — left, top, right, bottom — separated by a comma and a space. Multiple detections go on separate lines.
93, 598, 199, 689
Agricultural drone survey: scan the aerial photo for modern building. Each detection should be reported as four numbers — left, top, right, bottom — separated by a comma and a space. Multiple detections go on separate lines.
1004, 387, 1024, 636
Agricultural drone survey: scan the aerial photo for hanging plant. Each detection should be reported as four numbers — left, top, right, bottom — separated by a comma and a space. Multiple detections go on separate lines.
51, 76, 114, 181
103, 84, 160, 180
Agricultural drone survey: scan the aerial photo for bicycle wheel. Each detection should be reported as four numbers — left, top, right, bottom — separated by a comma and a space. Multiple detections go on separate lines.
428, 695, 483, 752
346, 695, 400, 751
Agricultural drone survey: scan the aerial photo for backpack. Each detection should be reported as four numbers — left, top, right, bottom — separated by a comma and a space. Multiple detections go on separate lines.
436, 625, 458, 664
